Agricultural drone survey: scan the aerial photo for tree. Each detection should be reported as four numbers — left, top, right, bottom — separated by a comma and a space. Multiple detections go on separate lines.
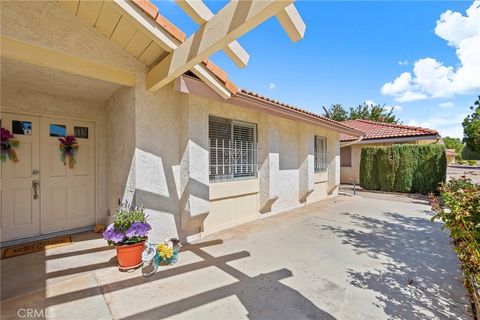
322, 104, 348, 122
323, 103, 400, 123
443, 137, 464, 159
463, 96, 480, 154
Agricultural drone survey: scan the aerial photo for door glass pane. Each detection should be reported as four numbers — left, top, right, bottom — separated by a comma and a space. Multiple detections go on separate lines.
12, 120, 32, 135
74, 126, 89, 139
49, 124, 66, 137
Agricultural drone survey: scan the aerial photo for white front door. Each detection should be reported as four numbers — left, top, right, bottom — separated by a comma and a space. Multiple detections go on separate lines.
1, 114, 41, 241
40, 117, 95, 234
1, 113, 95, 242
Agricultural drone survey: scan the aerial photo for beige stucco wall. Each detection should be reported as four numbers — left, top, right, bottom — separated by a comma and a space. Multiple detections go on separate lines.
446, 155, 456, 165
340, 138, 439, 184
104, 87, 136, 219
2, 0, 344, 242
185, 94, 341, 235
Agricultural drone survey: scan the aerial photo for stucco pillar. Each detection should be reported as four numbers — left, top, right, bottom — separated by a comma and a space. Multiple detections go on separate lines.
178, 96, 210, 237
258, 115, 279, 213
298, 125, 314, 203
328, 133, 341, 195
132, 81, 185, 242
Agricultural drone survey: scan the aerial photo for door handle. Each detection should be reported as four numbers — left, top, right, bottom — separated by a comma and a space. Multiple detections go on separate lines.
32, 180, 40, 200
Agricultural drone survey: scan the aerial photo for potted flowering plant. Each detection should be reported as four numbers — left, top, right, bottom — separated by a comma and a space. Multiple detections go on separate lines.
103, 205, 151, 269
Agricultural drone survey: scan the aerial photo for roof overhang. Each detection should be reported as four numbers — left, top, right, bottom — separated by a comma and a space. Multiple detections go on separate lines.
342, 134, 440, 144
176, 75, 365, 136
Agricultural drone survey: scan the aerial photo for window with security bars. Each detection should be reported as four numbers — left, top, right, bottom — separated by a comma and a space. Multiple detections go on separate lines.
209, 116, 258, 182
314, 136, 327, 172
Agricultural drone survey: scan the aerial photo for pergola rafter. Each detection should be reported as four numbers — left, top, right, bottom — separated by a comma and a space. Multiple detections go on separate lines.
175, 0, 250, 68
147, 0, 306, 93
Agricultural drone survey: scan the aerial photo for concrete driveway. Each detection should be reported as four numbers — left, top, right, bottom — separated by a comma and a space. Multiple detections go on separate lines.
1, 195, 469, 319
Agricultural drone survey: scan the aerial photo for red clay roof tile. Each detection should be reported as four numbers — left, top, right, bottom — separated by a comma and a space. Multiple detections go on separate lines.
238, 89, 362, 133
132, 0, 158, 19
340, 119, 438, 142
155, 14, 186, 43
203, 59, 228, 83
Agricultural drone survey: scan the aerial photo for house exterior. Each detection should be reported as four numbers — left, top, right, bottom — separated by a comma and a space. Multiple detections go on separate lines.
0, 0, 362, 245
340, 119, 440, 184
446, 149, 457, 165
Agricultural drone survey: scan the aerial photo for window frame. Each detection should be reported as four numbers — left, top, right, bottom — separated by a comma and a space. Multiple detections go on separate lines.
209, 115, 258, 183
314, 135, 327, 173
340, 145, 352, 167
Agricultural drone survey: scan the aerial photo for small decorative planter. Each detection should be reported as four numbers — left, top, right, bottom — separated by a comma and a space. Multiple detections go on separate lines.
156, 241, 180, 266
116, 240, 146, 269
103, 204, 151, 271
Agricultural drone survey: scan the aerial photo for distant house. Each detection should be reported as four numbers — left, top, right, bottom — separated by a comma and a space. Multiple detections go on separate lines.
339, 119, 440, 184
446, 149, 458, 165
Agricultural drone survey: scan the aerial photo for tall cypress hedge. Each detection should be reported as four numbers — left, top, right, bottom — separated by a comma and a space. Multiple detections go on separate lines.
359, 144, 446, 194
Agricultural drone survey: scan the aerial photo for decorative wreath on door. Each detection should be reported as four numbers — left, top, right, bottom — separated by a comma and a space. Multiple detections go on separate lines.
1, 128, 19, 163
58, 135, 79, 169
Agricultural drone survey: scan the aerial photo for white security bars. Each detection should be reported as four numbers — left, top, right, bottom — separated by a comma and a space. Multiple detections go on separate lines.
314, 135, 327, 172
209, 116, 258, 182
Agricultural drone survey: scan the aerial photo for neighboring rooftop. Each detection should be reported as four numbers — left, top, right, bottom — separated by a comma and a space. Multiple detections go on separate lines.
340, 119, 439, 142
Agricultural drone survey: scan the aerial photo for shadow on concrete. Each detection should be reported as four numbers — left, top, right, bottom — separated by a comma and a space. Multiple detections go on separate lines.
121, 239, 336, 320
322, 211, 468, 319
1, 237, 335, 319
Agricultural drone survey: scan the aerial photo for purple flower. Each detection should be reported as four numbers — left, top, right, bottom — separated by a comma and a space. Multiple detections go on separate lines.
58, 135, 77, 146
125, 222, 151, 238
1, 128, 13, 142
103, 224, 125, 244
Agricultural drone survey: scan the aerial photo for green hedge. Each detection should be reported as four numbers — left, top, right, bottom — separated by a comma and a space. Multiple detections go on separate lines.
462, 147, 480, 160
360, 144, 446, 194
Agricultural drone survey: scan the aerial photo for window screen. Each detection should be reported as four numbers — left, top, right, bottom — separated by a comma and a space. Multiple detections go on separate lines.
314, 136, 327, 172
209, 116, 257, 182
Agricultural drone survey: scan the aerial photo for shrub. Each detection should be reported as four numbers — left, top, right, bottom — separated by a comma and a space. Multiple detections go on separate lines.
458, 160, 468, 165
360, 144, 446, 193
462, 146, 480, 160
431, 178, 480, 309
468, 160, 478, 166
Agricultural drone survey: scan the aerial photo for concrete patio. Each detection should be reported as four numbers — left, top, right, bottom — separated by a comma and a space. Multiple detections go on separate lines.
0, 194, 469, 320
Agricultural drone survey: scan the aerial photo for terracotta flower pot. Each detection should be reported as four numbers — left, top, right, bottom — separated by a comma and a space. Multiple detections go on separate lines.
116, 241, 145, 269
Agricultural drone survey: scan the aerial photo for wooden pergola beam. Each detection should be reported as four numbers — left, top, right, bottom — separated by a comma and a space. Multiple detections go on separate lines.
147, 0, 293, 92
275, 4, 306, 42
175, 0, 250, 68
109, 0, 231, 98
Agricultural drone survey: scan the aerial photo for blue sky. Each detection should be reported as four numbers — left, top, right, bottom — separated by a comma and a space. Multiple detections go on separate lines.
154, 0, 480, 138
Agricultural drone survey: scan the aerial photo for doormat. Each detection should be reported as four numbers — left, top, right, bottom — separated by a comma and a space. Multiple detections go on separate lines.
1, 236, 73, 259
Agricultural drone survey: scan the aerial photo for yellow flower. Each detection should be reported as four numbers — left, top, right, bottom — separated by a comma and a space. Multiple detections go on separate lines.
157, 243, 173, 259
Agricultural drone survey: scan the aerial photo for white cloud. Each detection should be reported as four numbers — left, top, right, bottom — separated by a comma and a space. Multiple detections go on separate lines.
438, 102, 455, 108
268, 83, 276, 90
382, 1, 480, 102
364, 99, 376, 105
408, 112, 467, 138
398, 60, 409, 66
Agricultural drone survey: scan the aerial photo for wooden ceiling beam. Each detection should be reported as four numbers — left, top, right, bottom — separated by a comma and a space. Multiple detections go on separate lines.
147, 0, 293, 92
0, 35, 135, 86
175, 0, 250, 68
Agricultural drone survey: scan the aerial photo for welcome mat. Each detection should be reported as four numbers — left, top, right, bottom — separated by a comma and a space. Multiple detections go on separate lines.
1, 236, 73, 259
